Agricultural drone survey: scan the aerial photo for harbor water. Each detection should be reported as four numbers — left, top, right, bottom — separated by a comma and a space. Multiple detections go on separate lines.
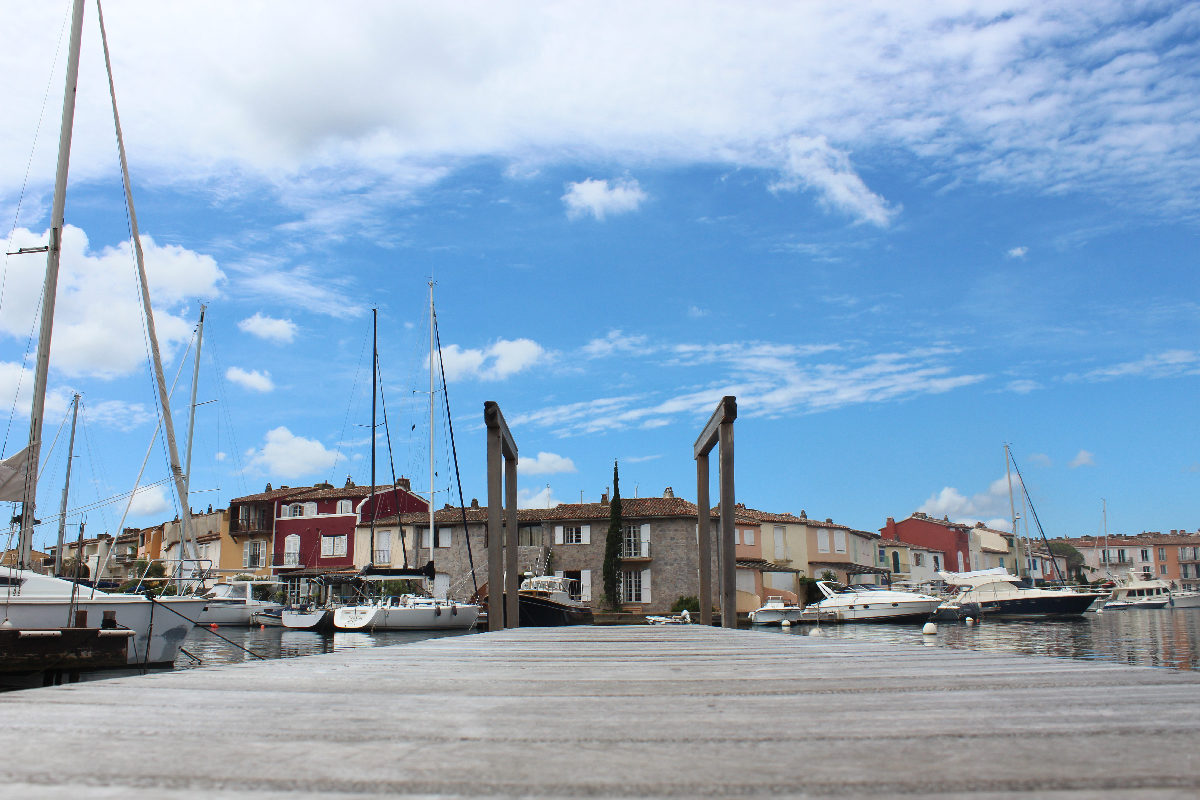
171, 607, 1200, 673
762, 607, 1200, 671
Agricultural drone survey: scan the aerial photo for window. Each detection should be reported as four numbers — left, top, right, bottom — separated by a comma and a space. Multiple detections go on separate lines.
244, 540, 266, 569
287, 503, 304, 518
518, 525, 544, 547
817, 530, 830, 553
744, 529, 755, 546
913, 552, 923, 567
283, 534, 300, 567
374, 531, 391, 564
1158, 548, 1166, 562
238, 506, 250, 525
1117, 549, 1127, 564
621, 570, 643, 603
337, 499, 353, 515
321, 535, 347, 557
1160, 564, 1168, 575
878, 547, 887, 565
1140, 549, 1151, 563
622, 524, 641, 558
774, 526, 785, 558
420, 528, 451, 548
891, 550, 900, 573
932, 554, 941, 571
833, 530, 846, 554
564, 525, 583, 545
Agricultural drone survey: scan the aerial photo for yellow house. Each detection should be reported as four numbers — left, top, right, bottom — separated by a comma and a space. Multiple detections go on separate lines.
739, 507, 809, 604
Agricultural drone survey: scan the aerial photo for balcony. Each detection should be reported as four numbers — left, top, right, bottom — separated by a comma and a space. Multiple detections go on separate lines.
276, 552, 300, 568
372, 550, 392, 565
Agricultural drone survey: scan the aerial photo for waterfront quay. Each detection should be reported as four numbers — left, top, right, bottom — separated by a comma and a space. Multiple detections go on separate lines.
1, 626, 1199, 798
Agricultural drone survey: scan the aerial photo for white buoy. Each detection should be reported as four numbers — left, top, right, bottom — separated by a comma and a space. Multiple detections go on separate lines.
965, 616, 975, 626
807, 627, 822, 637
922, 621, 937, 635
781, 619, 792, 627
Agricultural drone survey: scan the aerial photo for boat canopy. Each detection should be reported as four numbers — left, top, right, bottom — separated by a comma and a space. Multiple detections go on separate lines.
938, 568, 1020, 588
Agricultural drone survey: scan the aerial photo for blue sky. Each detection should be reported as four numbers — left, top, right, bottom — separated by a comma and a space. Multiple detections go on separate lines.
1, 1, 1198, 553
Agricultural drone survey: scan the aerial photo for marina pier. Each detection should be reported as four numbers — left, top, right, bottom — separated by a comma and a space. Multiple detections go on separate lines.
1, 626, 1199, 797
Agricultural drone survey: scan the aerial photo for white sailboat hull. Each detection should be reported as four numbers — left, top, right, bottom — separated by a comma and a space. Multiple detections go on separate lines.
1, 595, 206, 666
334, 602, 479, 631
196, 600, 283, 626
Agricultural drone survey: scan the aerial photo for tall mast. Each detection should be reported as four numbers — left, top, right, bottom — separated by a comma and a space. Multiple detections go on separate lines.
1004, 443, 1022, 578
428, 281, 436, 586
53, 393, 81, 576
18, 0, 86, 570
99, 0, 195, 575
180, 304, 206, 582
369, 307, 377, 564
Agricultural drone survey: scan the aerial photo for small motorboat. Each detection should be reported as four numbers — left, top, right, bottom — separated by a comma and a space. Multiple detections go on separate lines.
647, 610, 693, 625
801, 581, 943, 623
281, 606, 337, 633
250, 608, 284, 627
517, 575, 593, 626
748, 596, 802, 625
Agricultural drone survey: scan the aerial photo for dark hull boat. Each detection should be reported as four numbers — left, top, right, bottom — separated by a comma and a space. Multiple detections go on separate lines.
518, 592, 594, 626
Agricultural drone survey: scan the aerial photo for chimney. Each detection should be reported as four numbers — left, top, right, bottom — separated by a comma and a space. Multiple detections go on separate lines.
800, 510, 807, 519
396, 477, 411, 492
826, 518, 833, 524
601, 493, 609, 505
345, 476, 354, 488
471, 498, 480, 509
663, 487, 674, 498
265, 483, 273, 492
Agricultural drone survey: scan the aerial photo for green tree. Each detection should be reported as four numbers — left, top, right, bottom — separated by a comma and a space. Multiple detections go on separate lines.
603, 460, 623, 611
1046, 541, 1087, 582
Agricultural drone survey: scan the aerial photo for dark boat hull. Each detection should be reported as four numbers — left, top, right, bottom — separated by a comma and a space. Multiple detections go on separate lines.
984, 592, 1100, 619
517, 593, 593, 627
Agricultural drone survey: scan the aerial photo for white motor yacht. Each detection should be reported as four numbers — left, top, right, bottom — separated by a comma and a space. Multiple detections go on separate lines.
800, 581, 943, 623
195, 581, 283, 626
1, 567, 207, 667
1103, 569, 1200, 610
749, 596, 803, 625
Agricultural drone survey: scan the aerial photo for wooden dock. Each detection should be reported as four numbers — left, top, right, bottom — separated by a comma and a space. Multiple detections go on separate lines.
0, 625, 1198, 797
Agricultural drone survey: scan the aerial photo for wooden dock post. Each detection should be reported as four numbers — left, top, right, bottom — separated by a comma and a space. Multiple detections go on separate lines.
695, 396, 737, 628
485, 401, 518, 630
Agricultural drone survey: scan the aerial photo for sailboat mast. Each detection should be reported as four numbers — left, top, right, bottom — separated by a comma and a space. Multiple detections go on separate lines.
18, 0, 86, 570
1004, 443, 1022, 578
428, 281, 436, 586
98, 0, 196, 569
53, 393, 81, 576
180, 304, 205, 585
369, 308, 377, 564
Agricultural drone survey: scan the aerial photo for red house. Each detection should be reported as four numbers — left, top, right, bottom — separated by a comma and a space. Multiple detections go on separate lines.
880, 512, 972, 574
268, 478, 426, 582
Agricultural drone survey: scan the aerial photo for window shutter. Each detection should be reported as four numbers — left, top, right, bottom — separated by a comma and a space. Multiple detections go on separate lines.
641, 567, 651, 604
581, 569, 592, 601
555, 570, 564, 578
305, 502, 317, 517
554, 525, 563, 545
581, 524, 591, 545
242, 543, 250, 568
440, 529, 452, 548
640, 523, 650, 557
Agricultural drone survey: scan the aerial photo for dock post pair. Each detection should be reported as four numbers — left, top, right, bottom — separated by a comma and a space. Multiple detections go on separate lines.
485, 402, 519, 631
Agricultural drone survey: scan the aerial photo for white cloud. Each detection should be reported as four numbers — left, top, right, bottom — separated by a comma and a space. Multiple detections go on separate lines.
1006, 379, 1041, 394
244, 426, 340, 479
1028, 453, 1053, 467
1068, 350, 1199, 382
687, 306, 710, 319
0, 226, 220, 379
128, 484, 171, 517
1070, 449, 1095, 468
1006, 246, 1029, 259
226, 367, 275, 393
771, 135, 897, 227
583, 330, 651, 359
233, 263, 365, 319
238, 312, 298, 343
438, 338, 546, 381
518, 485, 565, 510
519, 452, 577, 476
84, 400, 156, 432
919, 476, 1012, 530
562, 178, 647, 220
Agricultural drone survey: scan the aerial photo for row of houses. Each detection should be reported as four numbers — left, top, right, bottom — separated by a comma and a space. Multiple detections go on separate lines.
44, 477, 1196, 615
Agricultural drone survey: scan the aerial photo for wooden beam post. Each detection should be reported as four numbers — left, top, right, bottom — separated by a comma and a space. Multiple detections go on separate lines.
485, 401, 518, 630
695, 396, 737, 628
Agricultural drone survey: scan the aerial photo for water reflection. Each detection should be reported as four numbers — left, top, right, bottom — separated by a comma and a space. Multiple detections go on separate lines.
177, 625, 478, 669
761, 608, 1200, 671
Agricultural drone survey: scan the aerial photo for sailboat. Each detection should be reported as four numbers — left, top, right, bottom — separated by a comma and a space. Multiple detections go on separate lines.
333, 289, 480, 632
0, 0, 206, 668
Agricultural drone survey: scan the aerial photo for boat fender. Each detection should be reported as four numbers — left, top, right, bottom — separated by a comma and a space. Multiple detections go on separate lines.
434, 605, 441, 617
781, 619, 791, 627
964, 617, 975, 626
922, 622, 937, 635
451, 604, 457, 616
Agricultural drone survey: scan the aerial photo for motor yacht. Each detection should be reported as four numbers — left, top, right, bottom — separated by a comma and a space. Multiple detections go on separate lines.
799, 581, 942, 623
940, 569, 1101, 619
748, 596, 803, 625
1103, 569, 1200, 610
516, 575, 593, 626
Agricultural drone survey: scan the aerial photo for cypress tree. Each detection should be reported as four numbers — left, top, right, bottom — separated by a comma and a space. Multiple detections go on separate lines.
603, 460, 623, 610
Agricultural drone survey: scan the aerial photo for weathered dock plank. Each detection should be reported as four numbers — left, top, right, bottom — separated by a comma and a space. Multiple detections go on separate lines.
0, 626, 1198, 798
